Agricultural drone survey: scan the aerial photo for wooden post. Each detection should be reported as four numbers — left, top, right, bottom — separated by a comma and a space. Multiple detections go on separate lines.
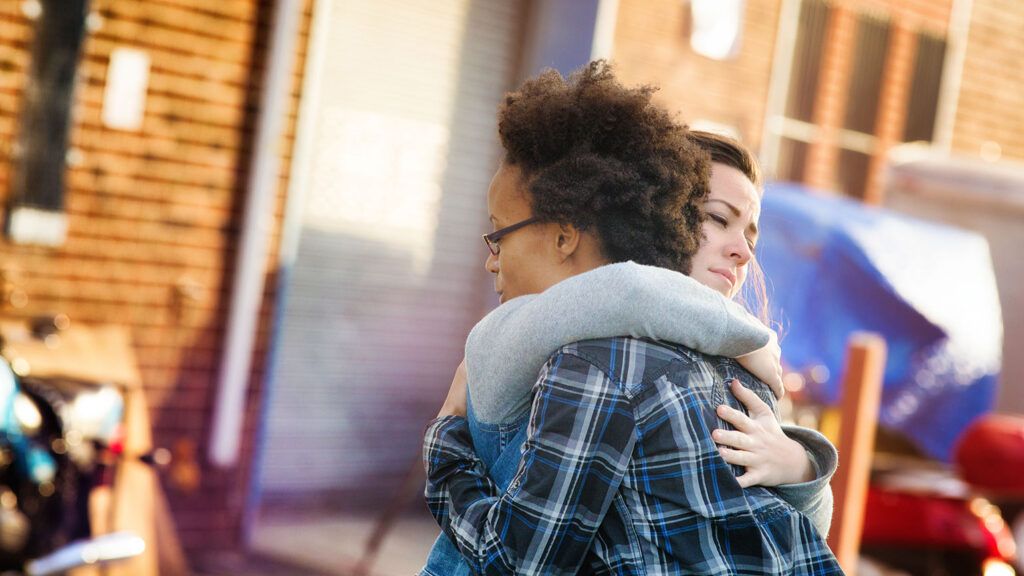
828, 332, 887, 574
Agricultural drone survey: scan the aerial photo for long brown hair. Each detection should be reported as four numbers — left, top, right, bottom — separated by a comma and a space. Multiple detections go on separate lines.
688, 130, 772, 328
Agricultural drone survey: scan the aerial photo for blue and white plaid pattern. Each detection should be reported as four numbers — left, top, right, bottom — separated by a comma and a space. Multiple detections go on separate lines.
425, 337, 843, 575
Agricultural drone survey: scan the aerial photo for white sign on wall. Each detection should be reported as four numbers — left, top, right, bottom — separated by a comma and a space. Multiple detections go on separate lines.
102, 48, 150, 131
690, 0, 745, 60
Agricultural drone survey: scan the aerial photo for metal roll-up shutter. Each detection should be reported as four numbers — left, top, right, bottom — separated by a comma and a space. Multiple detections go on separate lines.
258, 0, 524, 504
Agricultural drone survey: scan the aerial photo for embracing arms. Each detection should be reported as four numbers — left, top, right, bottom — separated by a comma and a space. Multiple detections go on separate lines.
427, 352, 636, 575
713, 380, 837, 536
465, 262, 782, 424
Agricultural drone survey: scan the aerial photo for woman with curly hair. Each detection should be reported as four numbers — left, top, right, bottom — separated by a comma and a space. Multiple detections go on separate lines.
422, 62, 841, 575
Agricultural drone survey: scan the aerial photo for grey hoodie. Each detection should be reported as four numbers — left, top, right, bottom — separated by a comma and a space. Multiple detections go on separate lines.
462, 261, 836, 537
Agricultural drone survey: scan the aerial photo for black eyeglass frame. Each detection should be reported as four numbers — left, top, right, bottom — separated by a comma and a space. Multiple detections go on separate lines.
482, 216, 542, 255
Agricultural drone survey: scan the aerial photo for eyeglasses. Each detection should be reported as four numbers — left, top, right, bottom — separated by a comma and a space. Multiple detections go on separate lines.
482, 216, 542, 256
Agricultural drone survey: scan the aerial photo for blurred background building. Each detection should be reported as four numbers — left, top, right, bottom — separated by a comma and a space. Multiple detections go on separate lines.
0, 0, 1021, 573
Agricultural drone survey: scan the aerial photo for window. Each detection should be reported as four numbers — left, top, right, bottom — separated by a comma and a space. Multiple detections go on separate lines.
904, 31, 947, 143
834, 10, 889, 198
773, 0, 830, 184
766, 0, 949, 200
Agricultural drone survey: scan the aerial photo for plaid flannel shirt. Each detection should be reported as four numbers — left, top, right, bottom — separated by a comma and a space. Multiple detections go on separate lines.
424, 337, 843, 575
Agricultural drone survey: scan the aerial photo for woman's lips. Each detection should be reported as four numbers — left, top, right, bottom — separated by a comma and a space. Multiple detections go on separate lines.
710, 268, 736, 287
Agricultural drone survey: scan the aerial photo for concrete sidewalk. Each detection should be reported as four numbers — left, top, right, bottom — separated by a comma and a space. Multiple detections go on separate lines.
243, 510, 913, 576
193, 551, 337, 576
250, 510, 439, 576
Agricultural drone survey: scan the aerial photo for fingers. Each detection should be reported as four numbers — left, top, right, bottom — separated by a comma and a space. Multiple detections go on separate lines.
718, 446, 762, 488
767, 372, 785, 400
716, 445, 751, 465
716, 403, 755, 433
734, 472, 757, 488
730, 379, 773, 418
711, 428, 749, 450
759, 353, 785, 400
765, 333, 785, 399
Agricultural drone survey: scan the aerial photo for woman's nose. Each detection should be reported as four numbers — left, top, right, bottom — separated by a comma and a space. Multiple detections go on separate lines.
485, 251, 499, 273
730, 236, 753, 264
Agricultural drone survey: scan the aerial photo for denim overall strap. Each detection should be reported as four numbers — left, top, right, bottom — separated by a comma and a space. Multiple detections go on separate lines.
481, 408, 529, 491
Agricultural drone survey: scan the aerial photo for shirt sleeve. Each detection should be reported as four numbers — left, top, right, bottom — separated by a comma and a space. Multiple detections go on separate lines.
423, 351, 636, 575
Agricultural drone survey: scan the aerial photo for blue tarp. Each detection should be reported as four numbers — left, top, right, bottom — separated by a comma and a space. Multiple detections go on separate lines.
756, 183, 1003, 461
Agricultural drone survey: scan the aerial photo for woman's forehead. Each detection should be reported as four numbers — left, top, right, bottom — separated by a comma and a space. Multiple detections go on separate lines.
488, 164, 531, 218
709, 164, 760, 217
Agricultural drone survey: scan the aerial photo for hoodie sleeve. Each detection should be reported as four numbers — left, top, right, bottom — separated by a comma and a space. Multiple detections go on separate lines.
465, 262, 772, 424
773, 425, 838, 538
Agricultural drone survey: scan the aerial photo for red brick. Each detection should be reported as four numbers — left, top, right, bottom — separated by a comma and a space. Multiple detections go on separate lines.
0, 0, 313, 557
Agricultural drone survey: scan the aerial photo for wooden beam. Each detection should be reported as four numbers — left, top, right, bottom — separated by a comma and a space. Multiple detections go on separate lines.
828, 332, 887, 573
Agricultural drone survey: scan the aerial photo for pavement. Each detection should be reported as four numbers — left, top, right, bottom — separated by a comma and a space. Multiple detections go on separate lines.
193, 551, 338, 576
211, 510, 915, 575
245, 509, 439, 576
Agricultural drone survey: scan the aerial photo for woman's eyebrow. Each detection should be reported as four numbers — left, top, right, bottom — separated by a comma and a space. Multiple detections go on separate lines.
708, 198, 759, 239
707, 198, 740, 216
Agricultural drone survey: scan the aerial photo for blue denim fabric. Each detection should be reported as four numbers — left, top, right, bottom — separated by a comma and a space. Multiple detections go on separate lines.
420, 393, 529, 576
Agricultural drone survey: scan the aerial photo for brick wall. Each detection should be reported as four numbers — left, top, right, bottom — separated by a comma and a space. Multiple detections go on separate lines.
610, 0, 783, 149
856, 0, 952, 29
951, 0, 1024, 161
0, 0, 312, 554
611, 0, 961, 198
793, 0, 953, 200
803, 3, 858, 192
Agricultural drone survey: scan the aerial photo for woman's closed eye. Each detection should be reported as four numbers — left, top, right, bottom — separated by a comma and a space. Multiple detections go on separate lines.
711, 212, 756, 250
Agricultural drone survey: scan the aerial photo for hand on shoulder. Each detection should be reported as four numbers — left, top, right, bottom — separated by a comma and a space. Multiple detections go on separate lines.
712, 379, 814, 487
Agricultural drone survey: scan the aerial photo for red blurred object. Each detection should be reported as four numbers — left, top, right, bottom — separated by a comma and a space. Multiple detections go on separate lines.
862, 486, 1015, 560
955, 414, 1024, 495
857, 415, 1024, 573
108, 423, 125, 456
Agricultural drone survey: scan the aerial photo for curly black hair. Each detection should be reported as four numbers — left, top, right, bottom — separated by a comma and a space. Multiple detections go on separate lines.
497, 60, 709, 273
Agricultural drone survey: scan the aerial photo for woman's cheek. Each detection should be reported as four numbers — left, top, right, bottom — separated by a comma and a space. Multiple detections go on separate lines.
733, 267, 748, 296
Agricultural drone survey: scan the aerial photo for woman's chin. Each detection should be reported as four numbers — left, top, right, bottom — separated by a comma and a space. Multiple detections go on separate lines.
695, 272, 731, 297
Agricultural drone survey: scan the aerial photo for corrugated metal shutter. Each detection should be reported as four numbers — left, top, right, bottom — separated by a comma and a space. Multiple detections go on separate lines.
258, 0, 524, 502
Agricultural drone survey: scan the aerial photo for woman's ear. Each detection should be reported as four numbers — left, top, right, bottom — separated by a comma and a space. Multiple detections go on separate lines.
555, 223, 581, 261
